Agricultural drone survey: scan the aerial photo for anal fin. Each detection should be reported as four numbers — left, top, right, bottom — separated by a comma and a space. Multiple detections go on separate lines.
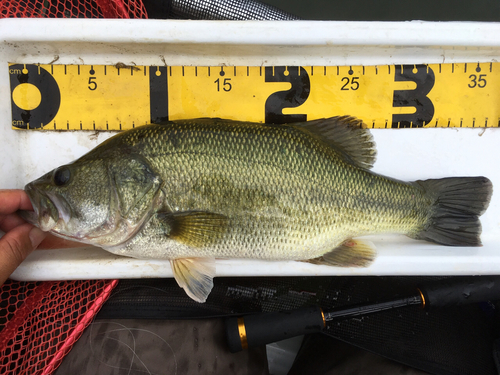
304, 239, 376, 267
170, 257, 216, 303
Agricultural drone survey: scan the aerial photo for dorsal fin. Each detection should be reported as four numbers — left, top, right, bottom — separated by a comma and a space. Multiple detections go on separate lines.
293, 116, 377, 170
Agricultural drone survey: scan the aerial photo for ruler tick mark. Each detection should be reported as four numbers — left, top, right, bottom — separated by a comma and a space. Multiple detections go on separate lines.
14, 62, 500, 132
195, 66, 198, 76
208, 67, 211, 77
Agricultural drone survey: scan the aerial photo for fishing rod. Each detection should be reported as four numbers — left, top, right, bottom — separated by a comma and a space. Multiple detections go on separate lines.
225, 276, 500, 352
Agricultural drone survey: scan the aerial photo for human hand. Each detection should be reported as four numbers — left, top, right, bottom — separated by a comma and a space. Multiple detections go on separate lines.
0, 189, 46, 286
0, 189, 86, 286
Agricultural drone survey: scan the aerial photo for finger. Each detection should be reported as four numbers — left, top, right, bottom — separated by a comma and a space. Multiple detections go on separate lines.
0, 189, 33, 215
0, 212, 30, 233
0, 224, 46, 286
0, 213, 87, 249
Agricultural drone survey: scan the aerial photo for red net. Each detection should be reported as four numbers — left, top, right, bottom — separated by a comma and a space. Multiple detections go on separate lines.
0, 0, 148, 18
0, 279, 118, 374
1, 0, 142, 372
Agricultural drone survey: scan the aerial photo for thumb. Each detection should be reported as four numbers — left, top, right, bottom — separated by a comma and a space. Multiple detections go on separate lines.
0, 224, 47, 286
29, 227, 46, 249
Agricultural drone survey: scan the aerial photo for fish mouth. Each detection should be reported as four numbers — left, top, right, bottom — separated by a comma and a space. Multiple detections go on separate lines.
19, 184, 72, 232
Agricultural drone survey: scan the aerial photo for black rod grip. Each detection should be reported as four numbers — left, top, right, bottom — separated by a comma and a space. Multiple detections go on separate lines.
225, 306, 325, 353
421, 276, 500, 309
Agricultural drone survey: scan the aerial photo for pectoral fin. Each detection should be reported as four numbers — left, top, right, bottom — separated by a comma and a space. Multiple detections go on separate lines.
304, 239, 376, 267
158, 211, 229, 248
170, 258, 216, 303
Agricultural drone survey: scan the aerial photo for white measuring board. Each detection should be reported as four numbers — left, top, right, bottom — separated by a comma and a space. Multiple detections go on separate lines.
1, 19, 499, 281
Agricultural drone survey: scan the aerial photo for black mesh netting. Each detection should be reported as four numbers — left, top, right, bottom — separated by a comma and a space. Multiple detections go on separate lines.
97, 276, 500, 375
166, 0, 299, 20
141, 0, 300, 20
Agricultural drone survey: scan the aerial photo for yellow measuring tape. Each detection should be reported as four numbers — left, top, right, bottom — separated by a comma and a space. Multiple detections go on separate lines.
8, 62, 500, 130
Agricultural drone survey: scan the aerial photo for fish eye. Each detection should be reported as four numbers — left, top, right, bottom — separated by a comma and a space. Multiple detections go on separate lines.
53, 167, 71, 186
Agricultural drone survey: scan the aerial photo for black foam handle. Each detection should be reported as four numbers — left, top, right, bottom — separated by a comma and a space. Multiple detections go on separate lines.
225, 305, 325, 353
422, 276, 500, 309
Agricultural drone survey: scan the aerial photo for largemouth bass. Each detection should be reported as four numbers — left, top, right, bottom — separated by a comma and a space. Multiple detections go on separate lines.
20, 117, 493, 302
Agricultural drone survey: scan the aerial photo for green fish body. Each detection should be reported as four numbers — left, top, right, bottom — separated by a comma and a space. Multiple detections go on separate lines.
21, 117, 493, 302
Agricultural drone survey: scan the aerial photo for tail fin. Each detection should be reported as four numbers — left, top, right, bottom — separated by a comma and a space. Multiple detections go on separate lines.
411, 177, 493, 246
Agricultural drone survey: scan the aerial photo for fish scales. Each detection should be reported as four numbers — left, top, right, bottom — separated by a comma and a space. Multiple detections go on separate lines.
105, 119, 429, 260
21, 116, 492, 302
